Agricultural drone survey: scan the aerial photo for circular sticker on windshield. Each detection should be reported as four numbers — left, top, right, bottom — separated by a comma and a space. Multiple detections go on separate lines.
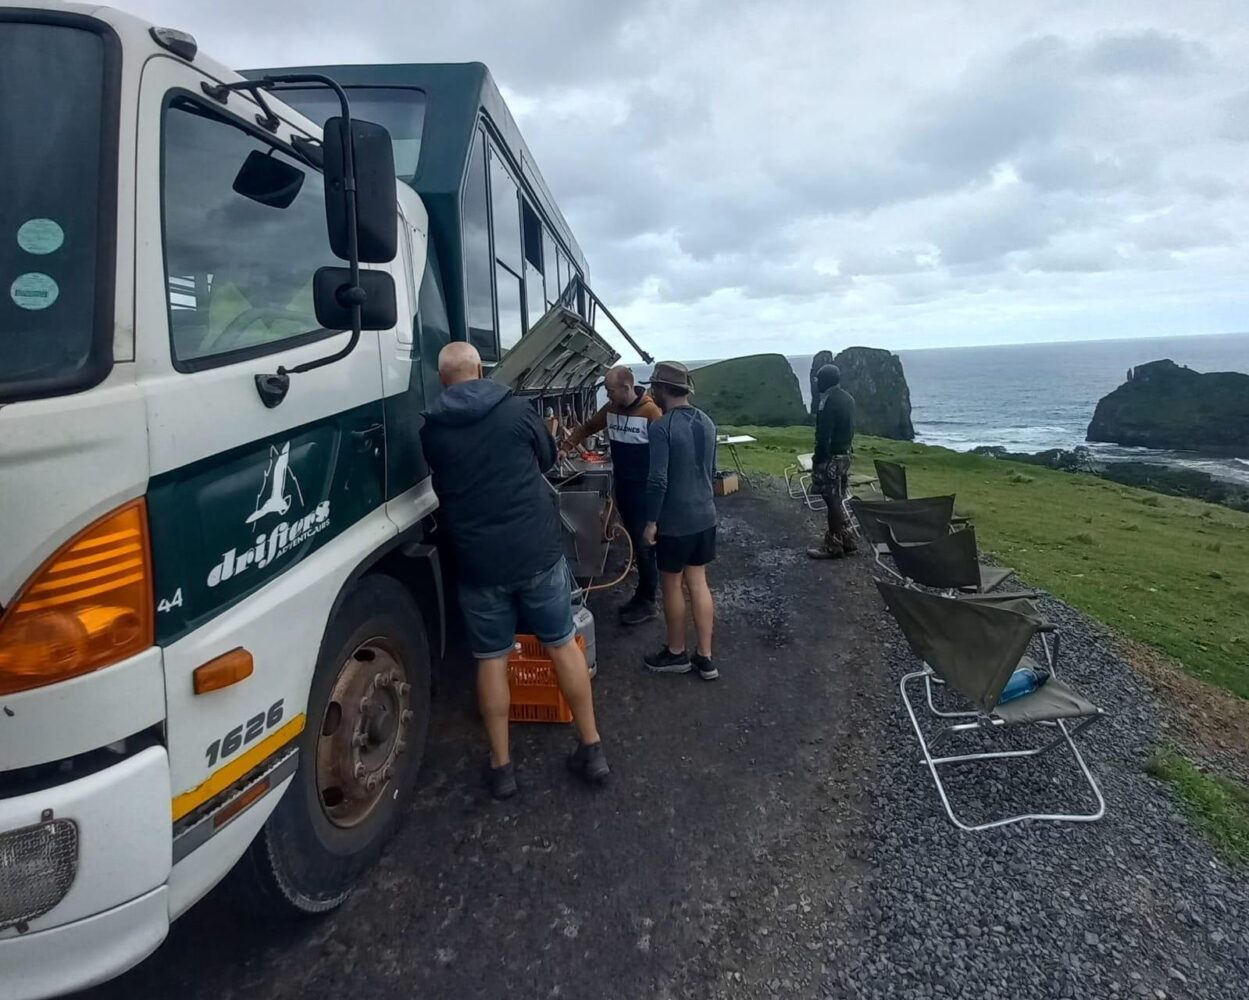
17, 219, 65, 255
11, 273, 60, 310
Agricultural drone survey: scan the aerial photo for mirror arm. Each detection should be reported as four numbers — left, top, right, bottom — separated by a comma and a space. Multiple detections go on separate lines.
248, 73, 367, 403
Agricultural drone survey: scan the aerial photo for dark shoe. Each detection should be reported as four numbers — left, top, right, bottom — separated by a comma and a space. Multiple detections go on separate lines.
644, 646, 692, 673
837, 529, 859, 554
807, 545, 844, 560
567, 741, 610, 784
487, 761, 518, 800
619, 598, 659, 626
691, 652, 718, 681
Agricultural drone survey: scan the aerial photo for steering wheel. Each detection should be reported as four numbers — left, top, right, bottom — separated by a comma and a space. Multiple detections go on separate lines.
199, 307, 316, 354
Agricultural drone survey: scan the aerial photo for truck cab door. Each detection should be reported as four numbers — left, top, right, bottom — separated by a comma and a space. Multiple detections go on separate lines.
133, 56, 394, 814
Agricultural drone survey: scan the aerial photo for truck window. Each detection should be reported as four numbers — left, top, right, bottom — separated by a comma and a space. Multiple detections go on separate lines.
161, 96, 340, 369
462, 128, 495, 359
0, 19, 116, 403
271, 86, 425, 182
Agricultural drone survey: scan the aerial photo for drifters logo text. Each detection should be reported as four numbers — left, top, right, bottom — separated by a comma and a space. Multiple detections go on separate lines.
207, 442, 331, 588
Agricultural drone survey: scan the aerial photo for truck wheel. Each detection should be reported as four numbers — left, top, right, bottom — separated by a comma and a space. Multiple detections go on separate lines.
230, 574, 432, 917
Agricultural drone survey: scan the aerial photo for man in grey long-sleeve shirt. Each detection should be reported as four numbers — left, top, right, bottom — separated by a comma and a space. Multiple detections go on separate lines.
641, 361, 720, 680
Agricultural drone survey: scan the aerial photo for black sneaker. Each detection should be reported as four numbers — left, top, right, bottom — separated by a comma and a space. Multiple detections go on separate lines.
567, 741, 610, 784
691, 652, 718, 681
619, 598, 659, 626
487, 761, 518, 800
644, 646, 692, 673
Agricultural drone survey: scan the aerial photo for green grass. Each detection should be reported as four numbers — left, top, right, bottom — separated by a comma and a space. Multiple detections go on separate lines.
724, 426, 1249, 698
1147, 750, 1249, 866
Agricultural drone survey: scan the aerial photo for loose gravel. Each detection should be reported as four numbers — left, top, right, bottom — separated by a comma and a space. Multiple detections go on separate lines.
823, 583, 1249, 1000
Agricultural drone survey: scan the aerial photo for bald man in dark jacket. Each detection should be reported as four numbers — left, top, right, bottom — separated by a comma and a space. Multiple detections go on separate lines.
421, 342, 609, 799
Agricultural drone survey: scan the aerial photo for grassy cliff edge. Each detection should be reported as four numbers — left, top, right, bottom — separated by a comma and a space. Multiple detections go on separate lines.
725, 425, 1249, 699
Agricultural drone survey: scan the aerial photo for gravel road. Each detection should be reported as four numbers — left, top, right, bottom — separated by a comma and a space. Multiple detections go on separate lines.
78, 479, 1248, 1000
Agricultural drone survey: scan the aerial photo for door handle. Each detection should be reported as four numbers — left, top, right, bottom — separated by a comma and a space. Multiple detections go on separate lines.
352, 423, 384, 440
351, 423, 385, 453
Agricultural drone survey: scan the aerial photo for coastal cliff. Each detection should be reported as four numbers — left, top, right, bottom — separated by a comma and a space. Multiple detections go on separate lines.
1086, 359, 1249, 453
813, 347, 915, 440
691, 353, 809, 426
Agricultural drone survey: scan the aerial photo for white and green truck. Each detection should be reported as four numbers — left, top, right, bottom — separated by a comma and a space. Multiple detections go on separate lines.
0, 5, 624, 996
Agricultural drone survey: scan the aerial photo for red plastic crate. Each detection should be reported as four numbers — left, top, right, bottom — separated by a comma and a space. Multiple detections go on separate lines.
507, 634, 585, 724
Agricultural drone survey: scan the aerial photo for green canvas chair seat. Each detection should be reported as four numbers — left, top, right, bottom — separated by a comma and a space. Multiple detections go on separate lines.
991, 662, 1100, 724
883, 523, 1016, 593
876, 581, 1107, 831
850, 496, 958, 580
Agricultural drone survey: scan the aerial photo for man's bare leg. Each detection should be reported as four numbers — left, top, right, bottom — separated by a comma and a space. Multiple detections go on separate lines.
477, 656, 511, 767
683, 564, 714, 658
547, 639, 600, 745
660, 570, 687, 652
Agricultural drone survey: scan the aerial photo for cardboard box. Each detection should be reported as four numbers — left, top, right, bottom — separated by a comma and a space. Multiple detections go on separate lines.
714, 471, 740, 496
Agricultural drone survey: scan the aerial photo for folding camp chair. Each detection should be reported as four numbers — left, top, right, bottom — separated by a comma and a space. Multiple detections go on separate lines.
850, 495, 957, 579
783, 452, 826, 511
874, 459, 909, 501
877, 582, 1107, 831
870, 458, 971, 526
882, 522, 1016, 594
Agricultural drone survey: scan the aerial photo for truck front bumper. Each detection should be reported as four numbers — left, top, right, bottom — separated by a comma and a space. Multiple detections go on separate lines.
0, 745, 172, 1000
0, 887, 169, 1000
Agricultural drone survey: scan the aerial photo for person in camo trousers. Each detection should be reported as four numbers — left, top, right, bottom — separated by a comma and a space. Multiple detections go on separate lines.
808, 364, 858, 559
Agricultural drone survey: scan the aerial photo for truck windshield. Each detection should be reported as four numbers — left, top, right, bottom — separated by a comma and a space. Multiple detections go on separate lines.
0, 19, 115, 403
273, 86, 425, 182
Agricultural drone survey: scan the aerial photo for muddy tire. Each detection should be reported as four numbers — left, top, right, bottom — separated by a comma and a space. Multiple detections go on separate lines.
228, 575, 431, 917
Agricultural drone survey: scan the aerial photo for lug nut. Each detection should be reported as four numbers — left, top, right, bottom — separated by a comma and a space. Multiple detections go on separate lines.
353, 761, 366, 780
397, 682, 411, 697
353, 731, 368, 748
396, 738, 407, 756
401, 709, 414, 723
383, 765, 395, 780
359, 696, 371, 711
376, 672, 391, 688
366, 773, 379, 790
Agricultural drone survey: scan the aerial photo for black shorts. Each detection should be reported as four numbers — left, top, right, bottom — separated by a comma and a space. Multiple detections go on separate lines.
656, 526, 717, 574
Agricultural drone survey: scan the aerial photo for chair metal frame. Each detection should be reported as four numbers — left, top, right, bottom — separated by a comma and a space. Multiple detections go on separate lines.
783, 453, 827, 511
899, 622, 1107, 832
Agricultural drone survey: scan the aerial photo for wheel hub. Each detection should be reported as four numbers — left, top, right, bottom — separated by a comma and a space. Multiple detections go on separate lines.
315, 638, 413, 828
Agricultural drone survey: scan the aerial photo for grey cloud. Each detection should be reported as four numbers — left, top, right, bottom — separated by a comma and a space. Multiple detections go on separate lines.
1083, 30, 1209, 77
1219, 89, 1249, 141
900, 36, 1076, 177
1014, 145, 1156, 194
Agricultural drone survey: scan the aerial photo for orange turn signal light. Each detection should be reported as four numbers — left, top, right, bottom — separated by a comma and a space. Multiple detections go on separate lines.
193, 648, 254, 695
0, 500, 153, 696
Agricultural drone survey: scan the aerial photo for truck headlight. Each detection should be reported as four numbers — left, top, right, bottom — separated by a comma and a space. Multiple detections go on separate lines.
0, 818, 79, 931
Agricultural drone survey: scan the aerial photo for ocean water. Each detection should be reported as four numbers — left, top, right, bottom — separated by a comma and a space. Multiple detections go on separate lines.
787, 331, 1249, 485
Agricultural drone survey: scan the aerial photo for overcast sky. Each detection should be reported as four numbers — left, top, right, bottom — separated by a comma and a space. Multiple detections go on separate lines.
121, 0, 1249, 360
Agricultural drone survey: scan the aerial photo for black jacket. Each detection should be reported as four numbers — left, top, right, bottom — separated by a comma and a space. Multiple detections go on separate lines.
421, 379, 563, 586
814, 386, 856, 464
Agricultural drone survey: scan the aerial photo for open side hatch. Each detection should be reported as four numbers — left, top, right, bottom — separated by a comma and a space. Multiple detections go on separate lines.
488, 307, 619, 395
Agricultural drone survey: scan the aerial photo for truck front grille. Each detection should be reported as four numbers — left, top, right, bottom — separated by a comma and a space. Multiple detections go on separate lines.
0, 818, 78, 930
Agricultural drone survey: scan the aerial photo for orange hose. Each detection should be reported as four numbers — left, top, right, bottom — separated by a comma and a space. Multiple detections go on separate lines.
586, 515, 635, 593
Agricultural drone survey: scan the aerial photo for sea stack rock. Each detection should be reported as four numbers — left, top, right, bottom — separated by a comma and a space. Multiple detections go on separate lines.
1087, 359, 1249, 452
809, 350, 835, 416
831, 346, 916, 440
691, 353, 809, 426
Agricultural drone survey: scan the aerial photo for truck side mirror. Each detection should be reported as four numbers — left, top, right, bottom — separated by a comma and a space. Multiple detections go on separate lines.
313, 267, 397, 331
322, 116, 398, 264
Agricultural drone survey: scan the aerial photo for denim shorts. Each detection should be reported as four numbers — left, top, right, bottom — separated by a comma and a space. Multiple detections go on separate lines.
458, 557, 577, 660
